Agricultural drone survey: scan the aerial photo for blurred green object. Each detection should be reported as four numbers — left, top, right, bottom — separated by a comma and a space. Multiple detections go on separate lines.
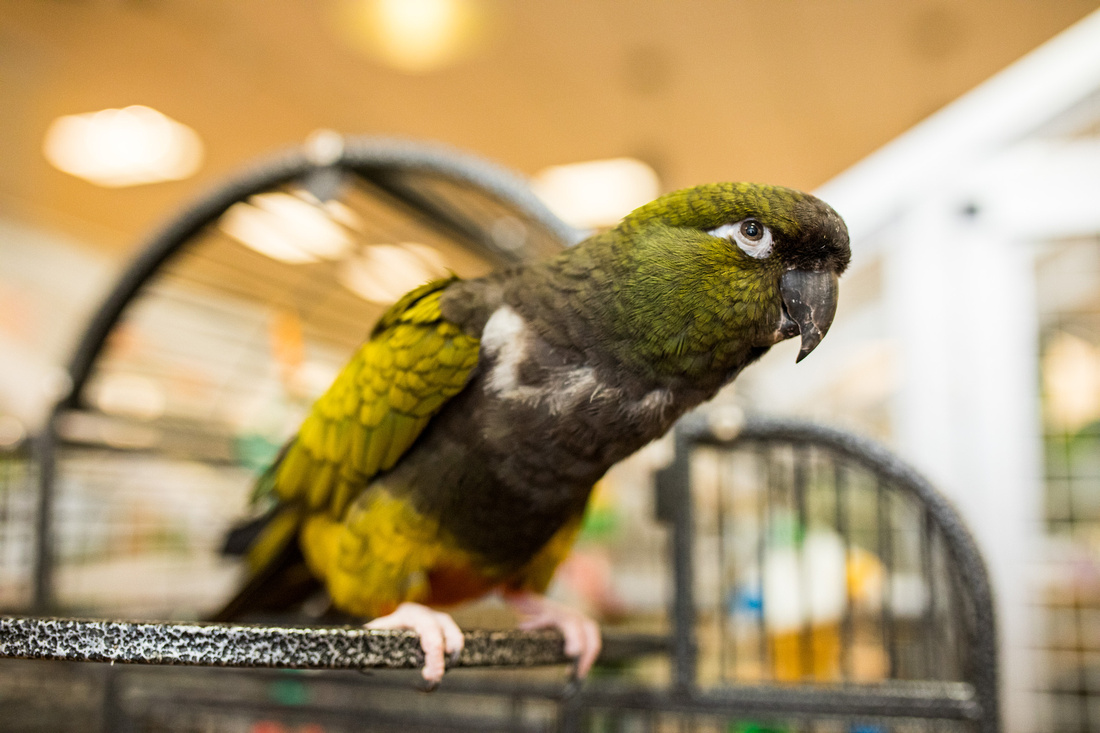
579, 504, 619, 541
268, 676, 310, 706
235, 432, 283, 474
731, 722, 789, 733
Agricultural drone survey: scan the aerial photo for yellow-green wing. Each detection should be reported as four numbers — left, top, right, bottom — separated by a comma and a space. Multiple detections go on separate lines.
270, 278, 480, 523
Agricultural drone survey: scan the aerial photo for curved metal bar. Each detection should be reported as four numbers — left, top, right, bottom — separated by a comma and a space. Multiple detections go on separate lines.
672, 413, 1001, 733
0, 616, 570, 670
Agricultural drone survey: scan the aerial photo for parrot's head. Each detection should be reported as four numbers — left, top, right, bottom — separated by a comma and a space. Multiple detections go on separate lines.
616, 182, 851, 363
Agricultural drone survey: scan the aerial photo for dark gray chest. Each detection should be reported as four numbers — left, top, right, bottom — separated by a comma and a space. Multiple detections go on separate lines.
475, 304, 686, 478
394, 305, 696, 568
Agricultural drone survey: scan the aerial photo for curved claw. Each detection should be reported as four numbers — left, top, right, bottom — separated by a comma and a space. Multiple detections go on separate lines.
505, 592, 602, 680
365, 602, 465, 687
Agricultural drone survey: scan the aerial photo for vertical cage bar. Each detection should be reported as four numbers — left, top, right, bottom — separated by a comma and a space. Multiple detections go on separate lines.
948, 554, 970, 683
794, 444, 812, 681
921, 505, 937, 678
716, 450, 731, 683
757, 445, 771, 676
31, 425, 57, 613
877, 476, 897, 678
835, 460, 853, 681
665, 429, 698, 690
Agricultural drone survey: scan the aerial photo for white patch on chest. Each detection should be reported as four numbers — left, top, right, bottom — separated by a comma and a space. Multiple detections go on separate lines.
481, 305, 676, 422
480, 305, 529, 395
634, 387, 674, 421
479, 303, 525, 385
480, 306, 604, 415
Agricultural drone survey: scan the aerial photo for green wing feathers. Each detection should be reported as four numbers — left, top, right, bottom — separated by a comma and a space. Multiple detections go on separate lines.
247, 277, 480, 573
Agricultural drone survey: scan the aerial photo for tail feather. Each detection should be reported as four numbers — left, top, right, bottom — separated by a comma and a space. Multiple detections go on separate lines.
221, 508, 277, 557
211, 444, 322, 622
209, 529, 319, 622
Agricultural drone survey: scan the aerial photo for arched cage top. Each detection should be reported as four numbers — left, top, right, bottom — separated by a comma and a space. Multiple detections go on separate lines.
60, 136, 580, 413
31, 138, 579, 616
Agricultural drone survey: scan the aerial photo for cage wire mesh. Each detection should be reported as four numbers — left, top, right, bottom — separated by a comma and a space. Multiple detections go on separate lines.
571, 708, 974, 733
689, 438, 968, 687
634, 418, 996, 733
1035, 233, 1100, 733
5, 421, 996, 732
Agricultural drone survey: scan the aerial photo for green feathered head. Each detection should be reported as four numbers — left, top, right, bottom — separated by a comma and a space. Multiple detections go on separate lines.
609, 182, 851, 365
619, 182, 850, 276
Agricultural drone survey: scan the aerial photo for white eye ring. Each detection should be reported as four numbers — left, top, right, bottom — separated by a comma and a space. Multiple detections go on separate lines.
708, 219, 774, 259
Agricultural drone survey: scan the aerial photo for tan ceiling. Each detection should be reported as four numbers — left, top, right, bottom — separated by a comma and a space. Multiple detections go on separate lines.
1, 0, 1096, 258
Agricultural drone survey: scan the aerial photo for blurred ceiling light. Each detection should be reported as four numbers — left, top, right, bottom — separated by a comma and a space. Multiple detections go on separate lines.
1043, 331, 1100, 432
220, 192, 354, 264
305, 128, 345, 166
43, 105, 203, 187
91, 373, 167, 421
532, 157, 660, 229
322, 199, 366, 232
287, 186, 362, 229
341, 243, 448, 304
0, 415, 26, 449
334, 0, 484, 73
58, 411, 162, 450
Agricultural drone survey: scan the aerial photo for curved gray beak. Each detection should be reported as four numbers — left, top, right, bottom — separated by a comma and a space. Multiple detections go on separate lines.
780, 269, 839, 363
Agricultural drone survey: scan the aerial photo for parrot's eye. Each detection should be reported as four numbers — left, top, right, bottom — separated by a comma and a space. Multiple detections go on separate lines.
740, 220, 763, 240
707, 219, 774, 259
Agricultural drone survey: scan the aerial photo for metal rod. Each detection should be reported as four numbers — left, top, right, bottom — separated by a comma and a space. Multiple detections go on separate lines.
835, 460, 853, 681
560, 680, 983, 722
31, 427, 56, 613
921, 505, 936, 678
716, 450, 729, 683
793, 444, 811, 681
668, 429, 698, 690
757, 447, 770, 675
0, 616, 570, 670
876, 476, 897, 678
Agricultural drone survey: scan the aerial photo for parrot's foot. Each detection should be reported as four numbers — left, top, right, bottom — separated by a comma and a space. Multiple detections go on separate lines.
365, 602, 464, 687
505, 592, 602, 679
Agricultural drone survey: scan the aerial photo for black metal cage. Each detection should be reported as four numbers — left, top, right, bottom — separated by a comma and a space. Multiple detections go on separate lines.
0, 416, 1001, 732
0, 138, 999, 732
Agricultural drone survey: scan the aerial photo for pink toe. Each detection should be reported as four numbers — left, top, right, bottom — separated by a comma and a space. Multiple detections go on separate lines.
363, 602, 463, 685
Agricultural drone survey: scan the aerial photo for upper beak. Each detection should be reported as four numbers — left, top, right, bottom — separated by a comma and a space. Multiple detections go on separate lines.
779, 269, 840, 363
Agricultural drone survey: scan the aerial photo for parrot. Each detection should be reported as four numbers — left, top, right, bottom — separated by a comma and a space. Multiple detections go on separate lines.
214, 182, 850, 686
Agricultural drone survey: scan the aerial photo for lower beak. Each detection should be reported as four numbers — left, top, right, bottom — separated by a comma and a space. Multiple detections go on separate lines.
779, 269, 839, 363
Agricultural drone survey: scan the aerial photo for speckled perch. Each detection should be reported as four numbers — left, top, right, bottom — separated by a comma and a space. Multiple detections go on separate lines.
0, 616, 570, 670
